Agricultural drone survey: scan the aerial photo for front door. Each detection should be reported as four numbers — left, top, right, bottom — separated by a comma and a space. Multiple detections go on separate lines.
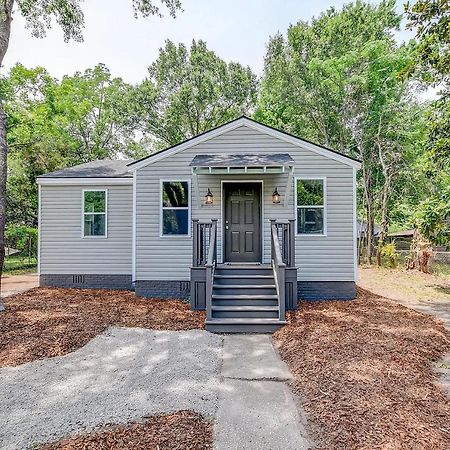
224, 182, 262, 263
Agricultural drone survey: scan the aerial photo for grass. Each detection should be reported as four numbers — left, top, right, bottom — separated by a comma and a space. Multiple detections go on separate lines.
358, 264, 450, 303
3, 254, 37, 275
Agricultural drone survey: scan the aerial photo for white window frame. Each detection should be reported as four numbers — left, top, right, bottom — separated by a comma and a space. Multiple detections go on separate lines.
295, 176, 327, 236
160, 179, 191, 238
82, 188, 108, 239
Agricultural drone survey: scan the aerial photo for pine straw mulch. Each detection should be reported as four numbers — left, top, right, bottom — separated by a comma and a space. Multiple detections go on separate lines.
273, 287, 450, 450
39, 411, 212, 450
0, 287, 204, 368
274, 289, 450, 450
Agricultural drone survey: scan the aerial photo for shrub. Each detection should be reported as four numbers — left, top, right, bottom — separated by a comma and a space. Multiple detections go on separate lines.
4, 225, 38, 259
381, 242, 398, 268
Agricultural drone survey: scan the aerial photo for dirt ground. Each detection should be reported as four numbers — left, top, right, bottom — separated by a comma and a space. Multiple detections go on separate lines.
358, 265, 450, 304
1, 272, 38, 297
0, 287, 204, 367
274, 288, 450, 450
39, 411, 212, 450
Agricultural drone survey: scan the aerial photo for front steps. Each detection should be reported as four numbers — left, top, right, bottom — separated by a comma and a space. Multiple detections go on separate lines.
205, 265, 286, 333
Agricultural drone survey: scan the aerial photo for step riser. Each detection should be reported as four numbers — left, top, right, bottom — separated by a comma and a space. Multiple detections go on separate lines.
212, 310, 279, 319
215, 268, 273, 276
214, 277, 274, 286
212, 299, 278, 307
206, 323, 285, 333
213, 287, 277, 296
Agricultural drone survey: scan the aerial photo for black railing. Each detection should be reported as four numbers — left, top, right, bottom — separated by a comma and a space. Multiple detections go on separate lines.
192, 219, 217, 320
192, 219, 218, 267
270, 219, 295, 267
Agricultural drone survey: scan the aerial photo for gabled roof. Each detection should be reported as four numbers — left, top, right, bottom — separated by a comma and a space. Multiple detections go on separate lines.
38, 159, 133, 178
127, 116, 362, 170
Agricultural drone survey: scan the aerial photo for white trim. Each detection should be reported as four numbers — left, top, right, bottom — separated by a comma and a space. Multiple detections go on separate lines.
353, 167, 358, 281
132, 171, 137, 282
128, 117, 362, 171
37, 177, 132, 186
159, 179, 192, 238
37, 184, 41, 275
295, 176, 327, 237
220, 180, 264, 264
81, 189, 108, 239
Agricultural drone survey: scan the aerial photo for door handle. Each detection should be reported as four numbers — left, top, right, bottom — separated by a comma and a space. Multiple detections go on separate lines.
225, 225, 229, 230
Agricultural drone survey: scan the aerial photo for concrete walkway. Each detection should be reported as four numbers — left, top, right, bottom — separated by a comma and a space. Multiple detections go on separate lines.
214, 334, 312, 450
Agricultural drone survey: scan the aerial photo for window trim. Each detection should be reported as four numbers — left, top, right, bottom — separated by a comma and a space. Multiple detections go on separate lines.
82, 188, 108, 239
295, 176, 327, 237
159, 179, 191, 238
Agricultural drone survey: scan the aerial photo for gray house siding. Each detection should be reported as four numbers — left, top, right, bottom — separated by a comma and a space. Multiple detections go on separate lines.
135, 124, 356, 299
39, 183, 133, 290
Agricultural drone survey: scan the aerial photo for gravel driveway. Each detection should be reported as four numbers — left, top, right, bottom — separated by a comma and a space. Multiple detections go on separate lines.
0, 327, 223, 450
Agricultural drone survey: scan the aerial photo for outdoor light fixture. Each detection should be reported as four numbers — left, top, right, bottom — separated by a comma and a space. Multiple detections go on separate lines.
272, 187, 281, 204
205, 188, 214, 205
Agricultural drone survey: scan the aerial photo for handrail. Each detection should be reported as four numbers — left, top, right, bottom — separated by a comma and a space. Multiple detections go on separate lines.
271, 220, 289, 321
205, 220, 217, 268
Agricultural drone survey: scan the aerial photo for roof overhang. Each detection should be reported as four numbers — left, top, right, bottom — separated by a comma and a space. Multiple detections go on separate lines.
189, 153, 295, 174
127, 117, 362, 171
36, 177, 133, 186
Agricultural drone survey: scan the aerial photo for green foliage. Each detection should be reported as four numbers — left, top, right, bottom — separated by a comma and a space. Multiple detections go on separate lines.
135, 39, 258, 147
4, 224, 38, 257
415, 185, 450, 246
297, 180, 323, 206
380, 242, 397, 268
12, 0, 182, 43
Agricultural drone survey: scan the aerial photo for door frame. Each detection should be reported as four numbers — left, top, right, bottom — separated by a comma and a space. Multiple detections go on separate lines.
220, 180, 264, 264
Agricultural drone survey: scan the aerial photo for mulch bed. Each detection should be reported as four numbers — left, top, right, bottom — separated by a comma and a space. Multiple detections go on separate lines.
273, 287, 450, 450
0, 287, 204, 367
39, 411, 212, 450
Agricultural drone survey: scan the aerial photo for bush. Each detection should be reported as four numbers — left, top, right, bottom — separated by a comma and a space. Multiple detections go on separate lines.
381, 242, 397, 268
4, 225, 38, 259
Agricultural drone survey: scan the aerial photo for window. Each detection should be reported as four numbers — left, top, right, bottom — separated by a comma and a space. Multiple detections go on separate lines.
296, 178, 325, 235
161, 181, 190, 235
83, 190, 107, 237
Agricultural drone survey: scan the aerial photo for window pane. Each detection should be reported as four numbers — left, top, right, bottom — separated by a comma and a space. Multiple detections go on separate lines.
163, 209, 189, 235
162, 182, 189, 207
297, 207, 324, 234
84, 214, 106, 236
297, 180, 323, 206
84, 191, 106, 213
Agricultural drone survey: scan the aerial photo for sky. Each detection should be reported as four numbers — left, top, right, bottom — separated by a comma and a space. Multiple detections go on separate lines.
3, 0, 414, 84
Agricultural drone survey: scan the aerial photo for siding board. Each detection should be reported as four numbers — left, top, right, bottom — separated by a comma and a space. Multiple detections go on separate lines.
135, 125, 356, 282
40, 184, 132, 275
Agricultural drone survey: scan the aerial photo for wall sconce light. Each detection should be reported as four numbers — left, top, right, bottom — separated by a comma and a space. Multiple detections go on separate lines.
272, 187, 281, 204
205, 188, 214, 205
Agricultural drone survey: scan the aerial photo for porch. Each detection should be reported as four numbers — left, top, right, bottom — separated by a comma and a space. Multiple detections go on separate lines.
190, 219, 298, 333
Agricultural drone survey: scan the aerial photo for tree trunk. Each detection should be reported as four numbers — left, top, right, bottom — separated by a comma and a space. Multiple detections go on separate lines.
0, 0, 14, 303
376, 179, 390, 267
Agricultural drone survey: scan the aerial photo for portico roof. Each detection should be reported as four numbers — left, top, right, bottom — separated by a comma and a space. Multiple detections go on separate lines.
189, 153, 295, 174
189, 153, 294, 168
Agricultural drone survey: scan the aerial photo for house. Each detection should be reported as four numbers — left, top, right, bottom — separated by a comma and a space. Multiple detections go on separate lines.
37, 116, 361, 332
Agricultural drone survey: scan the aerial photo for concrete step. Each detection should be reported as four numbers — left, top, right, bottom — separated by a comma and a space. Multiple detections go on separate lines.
205, 318, 286, 333
211, 305, 279, 319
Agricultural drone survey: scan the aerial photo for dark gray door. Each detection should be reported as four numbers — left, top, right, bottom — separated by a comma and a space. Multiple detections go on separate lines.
224, 183, 261, 263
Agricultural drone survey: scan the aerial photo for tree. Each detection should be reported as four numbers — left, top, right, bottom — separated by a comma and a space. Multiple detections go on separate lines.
256, 1, 423, 264
135, 39, 257, 147
405, 0, 450, 253
0, 0, 182, 298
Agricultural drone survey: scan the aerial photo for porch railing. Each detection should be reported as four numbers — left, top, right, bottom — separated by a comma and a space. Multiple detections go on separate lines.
192, 219, 217, 318
270, 219, 296, 320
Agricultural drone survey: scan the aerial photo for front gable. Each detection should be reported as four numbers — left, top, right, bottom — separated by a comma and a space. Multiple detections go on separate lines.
128, 117, 361, 171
